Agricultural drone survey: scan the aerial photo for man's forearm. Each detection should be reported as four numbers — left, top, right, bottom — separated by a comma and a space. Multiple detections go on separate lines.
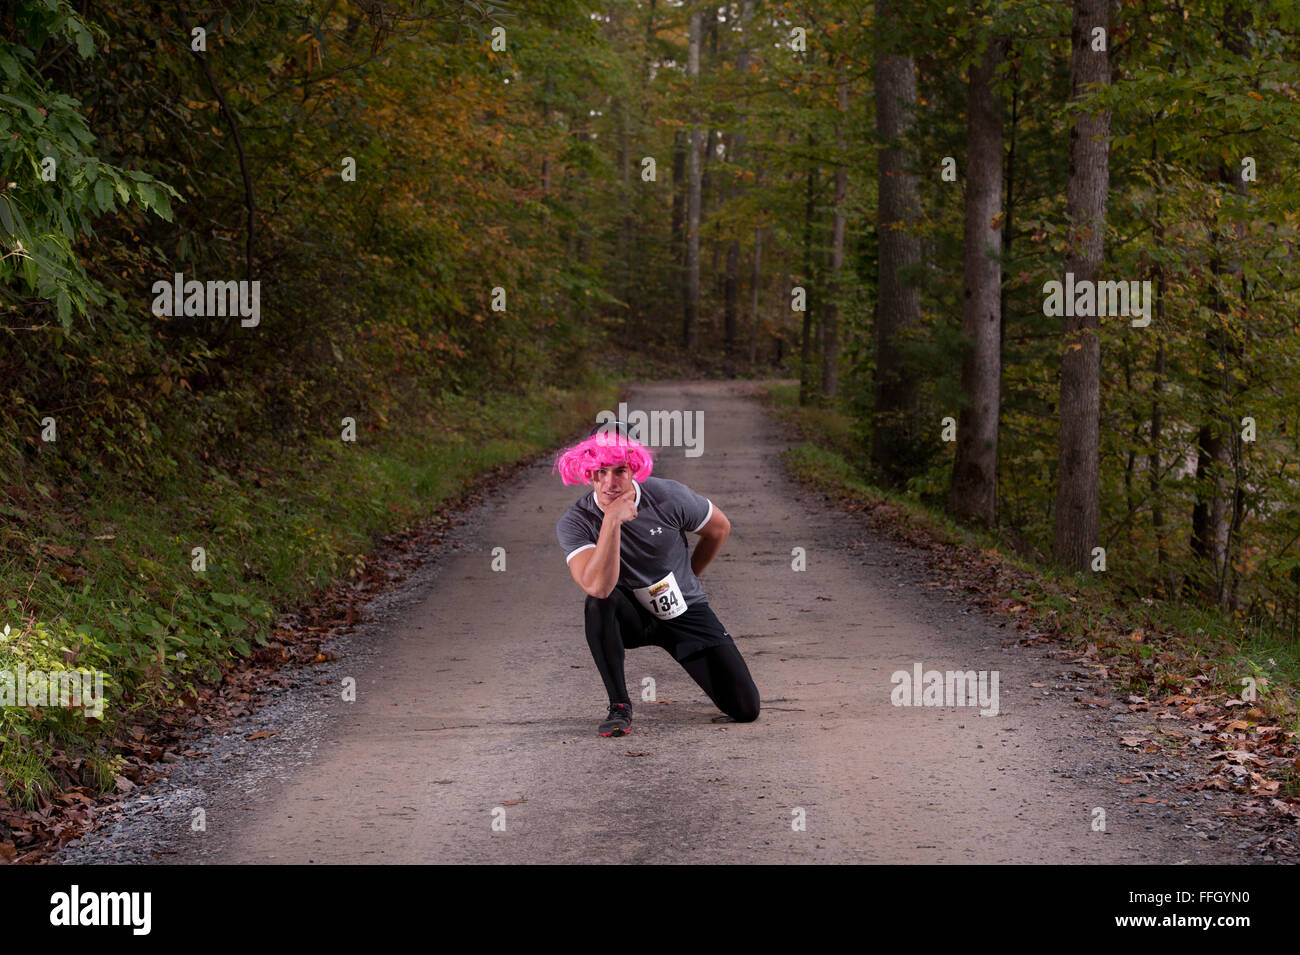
582, 516, 623, 597
691, 532, 726, 578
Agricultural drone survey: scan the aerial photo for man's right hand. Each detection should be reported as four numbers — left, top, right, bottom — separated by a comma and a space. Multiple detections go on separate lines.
605, 486, 638, 525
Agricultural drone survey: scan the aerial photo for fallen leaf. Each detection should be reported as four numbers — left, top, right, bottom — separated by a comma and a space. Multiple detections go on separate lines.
1209, 750, 1266, 766
1270, 799, 1299, 818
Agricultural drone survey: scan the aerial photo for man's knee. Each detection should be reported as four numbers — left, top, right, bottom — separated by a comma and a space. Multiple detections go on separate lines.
730, 696, 760, 723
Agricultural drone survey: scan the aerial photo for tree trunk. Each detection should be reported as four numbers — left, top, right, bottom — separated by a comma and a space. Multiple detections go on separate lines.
1148, 134, 1168, 593
996, 54, 1019, 506
776, 266, 791, 366
1191, 2, 1251, 610
573, 114, 590, 267
821, 78, 848, 400
799, 131, 819, 405
749, 223, 763, 365
616, 95, 635, 333
709, 136, 723, 325
684, 6, 702, 350
644, 0, 657, 84
871, 0, 922, 485
725, 0, 756, 357
950, 31, 1006, 527
705, 127, 717, 302
1052, 0, 1111, 571
671, 127, 686, 277
1149, 337, 1167, 582
724, 236, 739, 353
541, 70, 553, 197
1192, 166, 1246, 609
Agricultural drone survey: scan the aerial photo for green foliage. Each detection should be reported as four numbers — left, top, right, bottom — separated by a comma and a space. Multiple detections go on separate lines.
0, 368, 613, 805
0, 0, 632, 808
0, 0, 178, 329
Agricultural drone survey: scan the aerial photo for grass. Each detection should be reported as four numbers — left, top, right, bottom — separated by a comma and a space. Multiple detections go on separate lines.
760, 381, 1300, 738
0, 370, 623, 809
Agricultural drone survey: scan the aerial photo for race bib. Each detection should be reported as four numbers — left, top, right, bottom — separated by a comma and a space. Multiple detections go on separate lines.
632, 571, 687, 620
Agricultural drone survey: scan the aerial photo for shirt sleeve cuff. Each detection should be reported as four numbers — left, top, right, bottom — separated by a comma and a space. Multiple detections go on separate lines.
690, 501, 714, 533
565, 543, 596, 563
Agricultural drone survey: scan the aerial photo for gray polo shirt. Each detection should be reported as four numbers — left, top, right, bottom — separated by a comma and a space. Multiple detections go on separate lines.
556, 476, 715, 608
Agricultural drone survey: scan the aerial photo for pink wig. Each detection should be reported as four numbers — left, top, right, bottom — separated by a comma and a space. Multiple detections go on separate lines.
553, 429, 656, 486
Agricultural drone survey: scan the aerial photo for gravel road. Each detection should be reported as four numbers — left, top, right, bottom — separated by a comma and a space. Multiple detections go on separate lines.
52, 380, 1263, 864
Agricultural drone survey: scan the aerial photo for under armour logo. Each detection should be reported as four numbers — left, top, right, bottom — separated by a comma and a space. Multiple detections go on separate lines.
650, 526, 663, 535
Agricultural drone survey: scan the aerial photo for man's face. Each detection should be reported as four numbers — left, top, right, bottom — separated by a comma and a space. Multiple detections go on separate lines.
590, 463, 632, 506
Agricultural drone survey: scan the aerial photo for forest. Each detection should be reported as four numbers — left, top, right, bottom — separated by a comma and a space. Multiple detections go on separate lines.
2, 0, 1299, 833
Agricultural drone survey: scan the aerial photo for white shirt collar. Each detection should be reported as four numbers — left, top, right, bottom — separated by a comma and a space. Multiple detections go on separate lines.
592, 480, 641, 513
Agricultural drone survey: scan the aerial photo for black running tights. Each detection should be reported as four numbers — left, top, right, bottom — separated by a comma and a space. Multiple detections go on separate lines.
583, 589, 760, 723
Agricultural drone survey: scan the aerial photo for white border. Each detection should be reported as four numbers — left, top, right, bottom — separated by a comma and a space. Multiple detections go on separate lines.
690, 500, 714, 533
565, 543, 596, 563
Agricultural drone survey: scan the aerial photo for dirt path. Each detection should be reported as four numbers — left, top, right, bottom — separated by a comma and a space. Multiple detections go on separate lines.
54, 380, 1260, 864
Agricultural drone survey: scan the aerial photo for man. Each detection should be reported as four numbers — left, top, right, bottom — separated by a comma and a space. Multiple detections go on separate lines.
554, 423, 760, 737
